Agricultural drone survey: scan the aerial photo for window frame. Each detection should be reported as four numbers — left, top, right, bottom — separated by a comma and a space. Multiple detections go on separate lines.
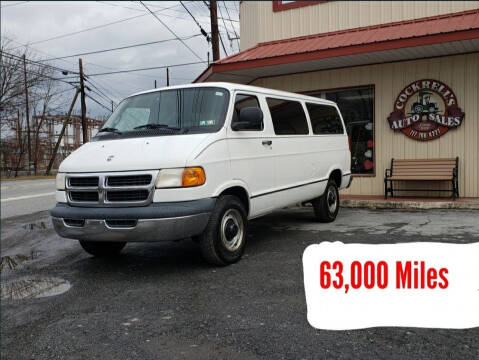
265, 96, 310, 136
231, 92, 264, 132
304, 85, 376, 178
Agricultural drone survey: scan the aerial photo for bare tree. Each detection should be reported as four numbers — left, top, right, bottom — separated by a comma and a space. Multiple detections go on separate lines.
1, 37, 73, 176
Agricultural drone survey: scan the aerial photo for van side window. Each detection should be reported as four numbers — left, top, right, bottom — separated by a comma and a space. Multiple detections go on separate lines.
306, 103, 344, 135
266, 98, 309, 135
232, 94, 263, 131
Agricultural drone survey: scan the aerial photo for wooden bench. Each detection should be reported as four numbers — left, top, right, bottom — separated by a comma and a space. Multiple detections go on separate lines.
384, 157, 459, 200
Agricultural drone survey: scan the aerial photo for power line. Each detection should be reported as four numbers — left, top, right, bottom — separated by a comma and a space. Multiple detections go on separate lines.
85, 93, 112, 113
139, 1, 204, 62
84, 78, 116, 105
86, 60, 206, 77
38, 34, 203, 62
2, 50, 79, 75
180, 1, 209, 40
1, 54, 79, 85
95, 1, 145, 12
222, 1, 240, 48
216, 2, 231, 55
6, 2, 187, 50
4, 36, 186, 84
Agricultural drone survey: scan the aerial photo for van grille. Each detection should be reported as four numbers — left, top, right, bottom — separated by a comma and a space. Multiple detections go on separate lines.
106, 190, 149, 202
69, 177, 99, 187
70, 191, 99, 202
66, 171, 157, 207
107, 175, 152, 187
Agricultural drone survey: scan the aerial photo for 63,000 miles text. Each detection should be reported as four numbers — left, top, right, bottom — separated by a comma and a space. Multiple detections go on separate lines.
319, 261, 448, 293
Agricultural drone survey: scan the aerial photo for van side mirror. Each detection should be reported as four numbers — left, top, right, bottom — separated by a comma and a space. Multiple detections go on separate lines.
232, 107, 263, 131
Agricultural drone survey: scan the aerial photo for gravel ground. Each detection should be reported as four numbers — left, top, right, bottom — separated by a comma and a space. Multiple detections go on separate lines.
1, 207, 478, 360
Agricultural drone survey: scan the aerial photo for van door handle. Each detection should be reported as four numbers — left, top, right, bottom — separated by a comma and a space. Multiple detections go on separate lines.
262, 140, 272, 146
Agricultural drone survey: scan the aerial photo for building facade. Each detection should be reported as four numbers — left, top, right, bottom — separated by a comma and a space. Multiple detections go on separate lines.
196, 1, 479, 198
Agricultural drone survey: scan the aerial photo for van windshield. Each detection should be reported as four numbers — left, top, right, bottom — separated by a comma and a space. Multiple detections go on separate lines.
96, 87, 229, 138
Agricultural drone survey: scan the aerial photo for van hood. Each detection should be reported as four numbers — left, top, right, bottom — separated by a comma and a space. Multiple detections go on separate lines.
59, 134, 211, 173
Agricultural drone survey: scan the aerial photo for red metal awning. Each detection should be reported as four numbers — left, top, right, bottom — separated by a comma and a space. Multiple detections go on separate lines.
196, 9, 479, 83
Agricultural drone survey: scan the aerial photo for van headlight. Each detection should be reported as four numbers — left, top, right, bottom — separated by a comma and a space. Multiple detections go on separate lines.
155, 167, 206, 188
56, 173, 66, 190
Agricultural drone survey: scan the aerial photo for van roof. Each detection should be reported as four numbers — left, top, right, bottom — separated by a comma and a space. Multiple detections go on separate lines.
129, 82, 337, 106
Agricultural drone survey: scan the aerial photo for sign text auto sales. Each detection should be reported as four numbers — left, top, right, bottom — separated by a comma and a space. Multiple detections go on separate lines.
387, 79, 465, 141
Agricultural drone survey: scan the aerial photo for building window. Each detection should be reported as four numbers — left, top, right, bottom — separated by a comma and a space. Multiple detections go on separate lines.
310, 86, 374, 175
272, 1, 327, 12
306, 103, 344, 135
266, 98, 309, 135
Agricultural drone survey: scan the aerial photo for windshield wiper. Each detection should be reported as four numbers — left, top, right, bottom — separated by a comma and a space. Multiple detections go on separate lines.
98, 127, 122, 134
133, 124, 181, 131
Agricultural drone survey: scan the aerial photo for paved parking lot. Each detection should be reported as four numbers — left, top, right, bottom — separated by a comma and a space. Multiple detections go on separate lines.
1, 179, 56, 219
2, 207, 479, 359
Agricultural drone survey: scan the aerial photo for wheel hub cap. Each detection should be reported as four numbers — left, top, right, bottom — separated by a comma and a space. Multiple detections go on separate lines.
224, 219, 238, 240
327, 186, 338, 214
220, 209, 244, 252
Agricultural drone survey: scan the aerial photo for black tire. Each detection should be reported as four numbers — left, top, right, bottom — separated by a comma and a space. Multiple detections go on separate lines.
79, 240, 126, 257
198, 195, 248, 266
312, 179, 339, 223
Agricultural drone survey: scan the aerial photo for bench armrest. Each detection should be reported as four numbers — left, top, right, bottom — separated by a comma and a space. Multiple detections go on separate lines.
384, 168, 392, 179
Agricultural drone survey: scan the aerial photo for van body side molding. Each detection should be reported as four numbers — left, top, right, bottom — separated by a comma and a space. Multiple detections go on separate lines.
251, 178, 328, 199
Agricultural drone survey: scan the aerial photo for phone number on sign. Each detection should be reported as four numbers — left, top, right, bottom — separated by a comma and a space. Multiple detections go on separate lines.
319, 260, 449, 293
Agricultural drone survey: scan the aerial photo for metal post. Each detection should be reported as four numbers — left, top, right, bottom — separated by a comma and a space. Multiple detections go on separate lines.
46, 89, 80, 175
22, 54, 32, 175
209, 0, 220, 61
79, 58, 88, 143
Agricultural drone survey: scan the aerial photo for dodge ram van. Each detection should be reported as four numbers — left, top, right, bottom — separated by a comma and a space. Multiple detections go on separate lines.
51, 82, 351, 265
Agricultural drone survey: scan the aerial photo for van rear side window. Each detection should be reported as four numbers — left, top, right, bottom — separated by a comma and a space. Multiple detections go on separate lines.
306, 103, 344, 135
266, 98, 309, 135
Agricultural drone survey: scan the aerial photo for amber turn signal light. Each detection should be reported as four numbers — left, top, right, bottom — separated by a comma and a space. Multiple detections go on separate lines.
182, 167, 206, 187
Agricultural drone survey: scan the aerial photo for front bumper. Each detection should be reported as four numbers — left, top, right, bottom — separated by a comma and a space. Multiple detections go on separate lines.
50, 199, 215, 242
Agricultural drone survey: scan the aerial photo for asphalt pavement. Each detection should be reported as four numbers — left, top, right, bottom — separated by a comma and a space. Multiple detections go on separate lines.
1, 179, 56, 219
1, 207, 478, 359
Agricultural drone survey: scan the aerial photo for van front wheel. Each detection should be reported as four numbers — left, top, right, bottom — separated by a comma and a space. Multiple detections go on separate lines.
199, 195, 248, 266
313, 180, 339, 223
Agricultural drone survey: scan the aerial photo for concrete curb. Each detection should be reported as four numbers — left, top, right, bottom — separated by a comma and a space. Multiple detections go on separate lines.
340, 199, 479, 210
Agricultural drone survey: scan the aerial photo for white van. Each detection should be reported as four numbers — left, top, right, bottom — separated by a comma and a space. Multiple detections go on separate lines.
51, 82, 351, 265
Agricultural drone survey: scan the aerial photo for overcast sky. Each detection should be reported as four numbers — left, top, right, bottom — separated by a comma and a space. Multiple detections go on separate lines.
1, 1, 240, 117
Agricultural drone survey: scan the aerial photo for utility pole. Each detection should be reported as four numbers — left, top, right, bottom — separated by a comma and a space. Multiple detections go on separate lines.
22, 54, 32, 175
154, 79, 157, 88
46, 89, 80, 175
209, 0, 220, 61
78, 58, 88, 143
166, 67, 170, 86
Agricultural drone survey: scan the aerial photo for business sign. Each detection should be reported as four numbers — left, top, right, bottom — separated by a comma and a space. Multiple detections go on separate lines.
387, 79, 465, 141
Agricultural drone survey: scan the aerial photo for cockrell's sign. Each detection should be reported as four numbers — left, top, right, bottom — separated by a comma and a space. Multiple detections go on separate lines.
387, 79, 465, 141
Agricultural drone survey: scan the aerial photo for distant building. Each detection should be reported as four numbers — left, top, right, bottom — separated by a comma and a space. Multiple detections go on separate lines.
1, 114, 103, 174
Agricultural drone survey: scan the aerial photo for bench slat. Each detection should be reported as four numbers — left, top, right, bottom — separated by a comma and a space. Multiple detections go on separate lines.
393, 170, 453, 173
393, 158, 456, 162
389, 176, 453, 180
